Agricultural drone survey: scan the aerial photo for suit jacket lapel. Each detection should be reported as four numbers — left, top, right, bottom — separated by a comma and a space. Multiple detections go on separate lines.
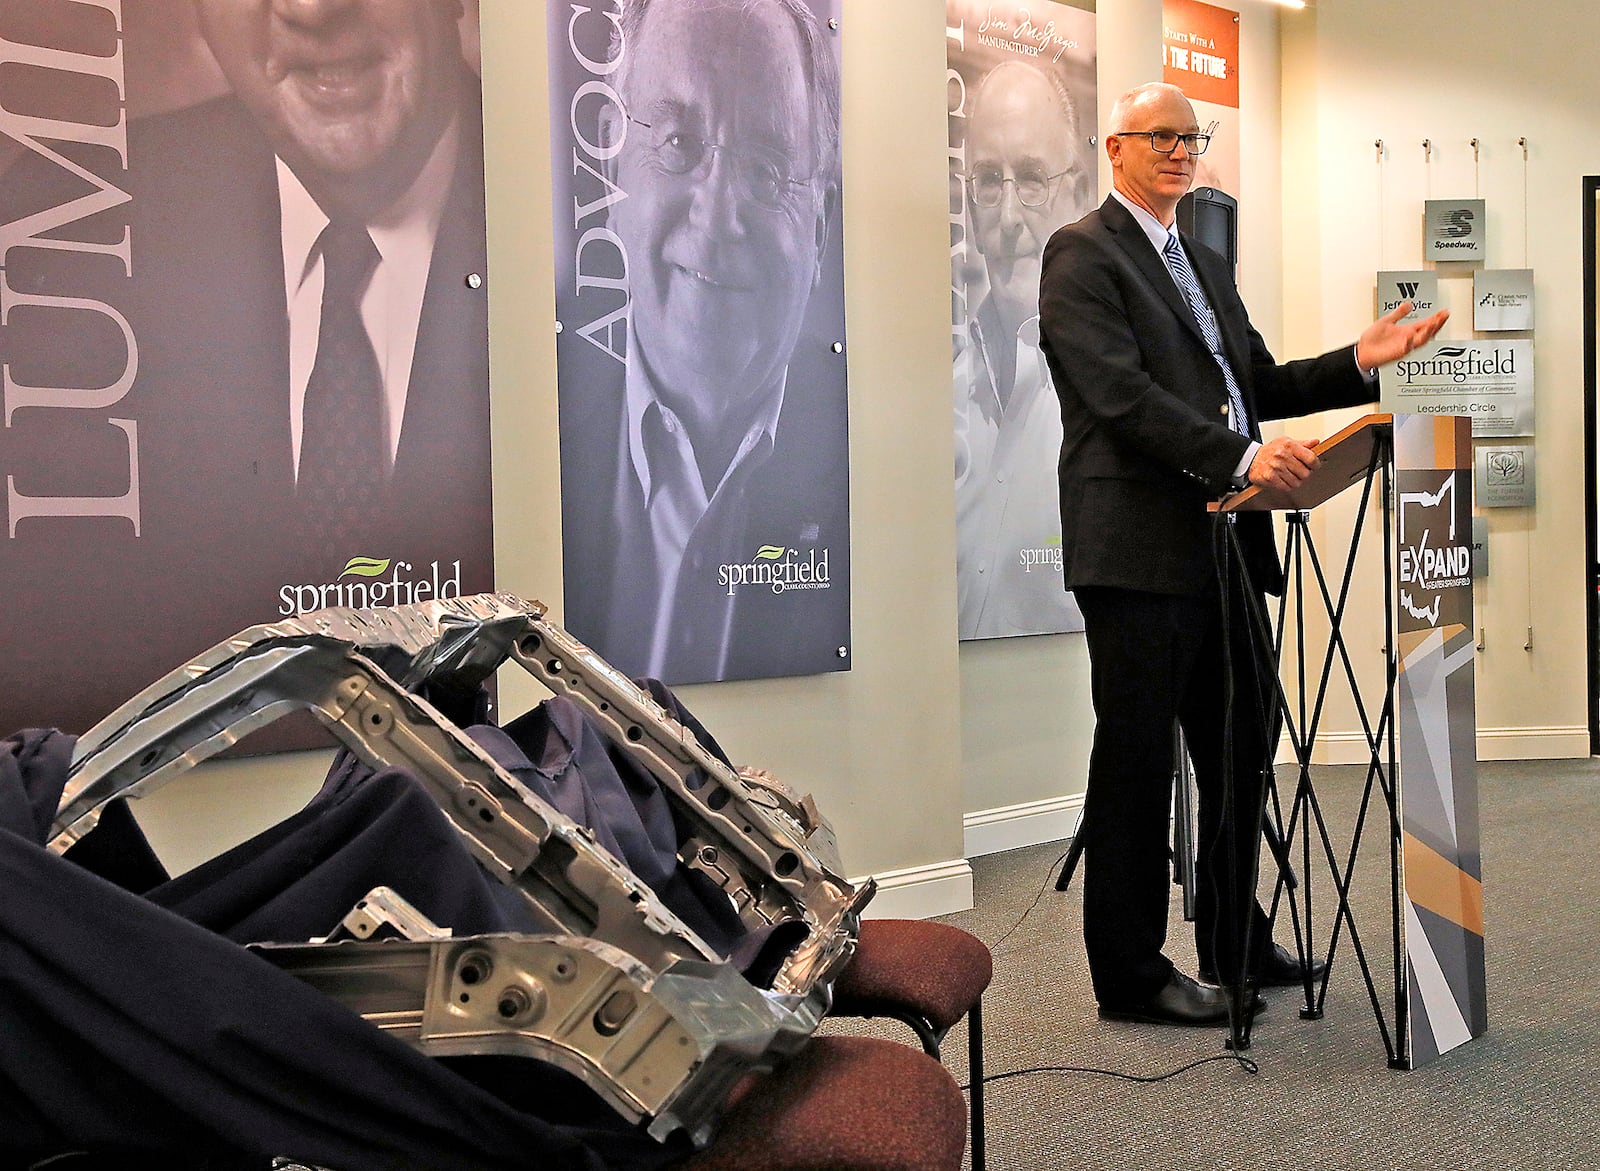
1099, 196, 1208, 349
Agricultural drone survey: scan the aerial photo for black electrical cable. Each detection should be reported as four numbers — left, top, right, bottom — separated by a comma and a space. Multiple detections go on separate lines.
988, 848, 1071, 954
961, 845, 1270, 1093
959, 1047, 1259, 1093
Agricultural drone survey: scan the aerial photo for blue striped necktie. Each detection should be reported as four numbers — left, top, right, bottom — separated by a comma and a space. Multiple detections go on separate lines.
1163, 232, 1250, 437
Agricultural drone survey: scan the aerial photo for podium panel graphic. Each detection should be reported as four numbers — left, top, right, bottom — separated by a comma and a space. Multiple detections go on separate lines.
1393, 415, 1485, 1066
1220, 412, 1484, 1069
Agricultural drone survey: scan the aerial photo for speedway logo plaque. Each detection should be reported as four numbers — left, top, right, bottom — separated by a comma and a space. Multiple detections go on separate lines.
1425, 198, 1486, 262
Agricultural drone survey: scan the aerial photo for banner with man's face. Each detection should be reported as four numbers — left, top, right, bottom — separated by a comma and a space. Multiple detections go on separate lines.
0, 1, 493, 743
550, 0, 851, 685
948, 0, 1096, 640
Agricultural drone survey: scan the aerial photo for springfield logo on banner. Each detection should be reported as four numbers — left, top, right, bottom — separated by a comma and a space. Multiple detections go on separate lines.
1380, 340, 1534, 437
1397, 475, 1472, 629
1377, 270, 1441, 323
719, 545, 832, 596
278, 558, 464, 617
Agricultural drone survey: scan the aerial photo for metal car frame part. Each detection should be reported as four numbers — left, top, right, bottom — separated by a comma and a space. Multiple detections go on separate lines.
50, 594, 871, 1144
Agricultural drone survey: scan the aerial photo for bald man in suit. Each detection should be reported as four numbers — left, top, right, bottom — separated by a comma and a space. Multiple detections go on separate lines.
1039, 82, 1446, 1025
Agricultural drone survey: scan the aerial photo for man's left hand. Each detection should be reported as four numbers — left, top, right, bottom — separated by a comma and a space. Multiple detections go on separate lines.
1355, 301, 1450, 371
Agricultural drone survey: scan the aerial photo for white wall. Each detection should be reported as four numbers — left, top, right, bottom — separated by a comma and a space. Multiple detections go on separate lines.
1280, 1, 1590, 761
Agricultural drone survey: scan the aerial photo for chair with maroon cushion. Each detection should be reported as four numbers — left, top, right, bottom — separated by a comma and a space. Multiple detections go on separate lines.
678, 1035, 968, 1171
828, 919, 993, 1171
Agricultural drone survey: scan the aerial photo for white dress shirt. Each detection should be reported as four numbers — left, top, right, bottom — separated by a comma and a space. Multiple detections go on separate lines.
954, 309, 1083, 638
280, 118, 461, 480
623, 358, 783, 676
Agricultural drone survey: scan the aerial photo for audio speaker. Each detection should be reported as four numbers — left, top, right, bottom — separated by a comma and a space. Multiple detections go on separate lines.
1176, 186, 1237, 272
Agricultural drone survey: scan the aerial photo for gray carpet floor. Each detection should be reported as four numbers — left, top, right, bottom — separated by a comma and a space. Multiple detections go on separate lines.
824, 759, 1600, 1170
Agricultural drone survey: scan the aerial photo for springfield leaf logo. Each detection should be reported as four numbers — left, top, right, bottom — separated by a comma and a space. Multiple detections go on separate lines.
1434, 346, 1468, 358
341, 556, 392, 578
719, 543, 831, 596
278, 559, 463, 616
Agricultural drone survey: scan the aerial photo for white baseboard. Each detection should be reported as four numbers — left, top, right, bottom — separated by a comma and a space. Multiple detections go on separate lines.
1286, 726, 1589, 765
851, 858, 974, 920
963, 793, 1084, 858
1474, 725, 1589, 760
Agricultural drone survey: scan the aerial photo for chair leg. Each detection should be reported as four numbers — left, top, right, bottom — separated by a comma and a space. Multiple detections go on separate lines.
967, 999, 985, 1171
878, 1006, 943, 1060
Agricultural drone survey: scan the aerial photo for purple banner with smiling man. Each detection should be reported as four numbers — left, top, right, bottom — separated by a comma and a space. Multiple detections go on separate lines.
0, 1, 492, 742
551, 0, 851, 685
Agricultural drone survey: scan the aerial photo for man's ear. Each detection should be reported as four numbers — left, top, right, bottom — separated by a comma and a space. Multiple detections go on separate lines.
812, 182, 838, 287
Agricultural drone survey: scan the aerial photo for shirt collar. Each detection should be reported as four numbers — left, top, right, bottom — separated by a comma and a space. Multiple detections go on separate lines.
1110, 187, 1179, 255
972, 306, 1044, 415
278, 116, 460, 294
624, 356, 785, 504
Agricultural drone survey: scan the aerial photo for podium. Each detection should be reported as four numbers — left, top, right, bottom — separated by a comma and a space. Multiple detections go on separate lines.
1213, 412, 1485, 1069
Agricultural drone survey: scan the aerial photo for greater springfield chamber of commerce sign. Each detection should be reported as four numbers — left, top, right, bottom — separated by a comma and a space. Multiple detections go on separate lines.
1380, 340, 1534, 438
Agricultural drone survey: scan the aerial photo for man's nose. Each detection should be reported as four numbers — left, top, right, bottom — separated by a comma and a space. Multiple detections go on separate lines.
1169, 137, 1193, 160
685, 149, 747, 236
996, 180, 1026, 230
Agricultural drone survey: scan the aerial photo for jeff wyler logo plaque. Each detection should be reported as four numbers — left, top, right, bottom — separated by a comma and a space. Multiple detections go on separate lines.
1425, 198, 1486, 262
1380, 340, 1534, 438
1473, 269, 1534, 332
1377, 270, 1441, 324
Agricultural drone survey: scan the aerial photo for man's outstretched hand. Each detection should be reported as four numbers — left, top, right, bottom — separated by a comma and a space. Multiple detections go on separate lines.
1355, 301, 1450, 371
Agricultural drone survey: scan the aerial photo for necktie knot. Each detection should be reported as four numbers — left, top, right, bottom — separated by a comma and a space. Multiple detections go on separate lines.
318, 219, 380, 303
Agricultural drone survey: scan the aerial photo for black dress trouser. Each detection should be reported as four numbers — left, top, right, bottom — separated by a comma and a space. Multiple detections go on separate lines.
1075, 573, 1279, 1008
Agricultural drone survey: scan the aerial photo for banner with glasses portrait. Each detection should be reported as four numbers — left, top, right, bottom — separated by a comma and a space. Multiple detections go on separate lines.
550, 0, 851, 685
1163, 0, 1240, 214
948, 0, 1097, 640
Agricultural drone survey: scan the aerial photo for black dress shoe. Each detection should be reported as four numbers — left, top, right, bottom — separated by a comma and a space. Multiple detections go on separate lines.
1098, 970, 1231, 1027
1201, 943, 1328, 988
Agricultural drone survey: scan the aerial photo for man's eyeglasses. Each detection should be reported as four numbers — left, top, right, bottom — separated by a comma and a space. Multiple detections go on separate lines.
965, 166, 1075, 209
1112, 130, 1212, 156
629, 118, 811, 212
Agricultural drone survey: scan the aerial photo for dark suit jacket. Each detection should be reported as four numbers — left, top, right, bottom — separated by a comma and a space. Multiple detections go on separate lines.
0, 87, 492, 734
1038, 195, 1374, 596
127, 91, 494, 589
557, 340, 851, 685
